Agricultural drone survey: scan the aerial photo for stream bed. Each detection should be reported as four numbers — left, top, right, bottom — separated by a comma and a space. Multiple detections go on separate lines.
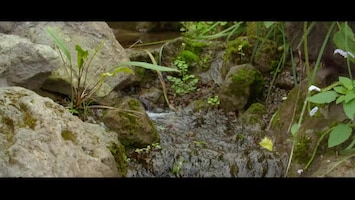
125, 108, 288, 177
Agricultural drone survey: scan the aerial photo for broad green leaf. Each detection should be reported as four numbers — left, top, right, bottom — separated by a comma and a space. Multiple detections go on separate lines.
328, 123, 352, 148
45, 26, 71, 65
339, 76, 353, 90
333, 86, 347, 94
307, 91, 339, 104
290, 123, 299, 136
259, 136, 273, 151
343, 99, 355, 120
75, 44, 89, 70
344, 90, 355, 103
118, 61, 180, 72
336, 95, 346, 104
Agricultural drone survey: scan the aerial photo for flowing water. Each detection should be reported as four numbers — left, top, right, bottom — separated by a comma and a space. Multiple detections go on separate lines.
125, 108, 288, 177
108, 22, 289, 177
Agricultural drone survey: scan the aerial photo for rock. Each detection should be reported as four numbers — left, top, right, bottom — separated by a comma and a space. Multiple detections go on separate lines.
0, 86, 125, 177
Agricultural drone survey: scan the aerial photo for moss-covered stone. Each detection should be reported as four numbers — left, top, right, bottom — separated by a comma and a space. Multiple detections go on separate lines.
219, 64, 265, 112
222, 36, 253, 77
240, 103, 267, 125
102, 97, 160, 148
107, 142, 127, 177
231, 66, 265, 103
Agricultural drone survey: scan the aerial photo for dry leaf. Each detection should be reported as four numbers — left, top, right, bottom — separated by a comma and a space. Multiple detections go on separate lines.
259, 136, 273, 151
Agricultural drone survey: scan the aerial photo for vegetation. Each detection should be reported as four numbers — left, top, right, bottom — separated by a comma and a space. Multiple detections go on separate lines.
44, 21, 355, 177
283, 22, 355, 176
45, 26, 179, 119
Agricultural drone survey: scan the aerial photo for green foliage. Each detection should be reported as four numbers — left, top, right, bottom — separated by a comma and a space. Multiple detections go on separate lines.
46, 26, 179, 119
308, 76, 355, 148
207, 95, 220, 106
328, 123, 352, 148
167, 56, 199, 96
180, 21, 245, 42
134, 143, 162, 154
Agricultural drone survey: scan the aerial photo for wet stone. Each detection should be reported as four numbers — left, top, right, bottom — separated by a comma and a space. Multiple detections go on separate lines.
127, 108, 287, 177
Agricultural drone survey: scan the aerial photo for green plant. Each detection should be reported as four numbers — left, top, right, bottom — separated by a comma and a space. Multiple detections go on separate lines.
172, 157, 185, 177
260, 22, 294, 104
207, 95, 220, 106
167, 55, 199, 96
141, 49, 178, 112
46, 26, 179, 119
134, 143, 162, 154
180, 21, 244, 42
284, 21, 336, 176
284, 22, 355, 176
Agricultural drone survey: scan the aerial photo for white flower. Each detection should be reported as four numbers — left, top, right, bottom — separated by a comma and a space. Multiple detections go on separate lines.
297, 169, 303, 175
334, 49, 355, 59
308, 85, 321, 92
309, 106, 319, 117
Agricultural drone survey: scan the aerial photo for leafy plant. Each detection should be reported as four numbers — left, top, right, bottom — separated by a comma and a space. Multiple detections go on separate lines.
285, 22, 355, 176
284, 21, 336, 176
46, 26, 179, 119
180, 21, 244, 42
207, 95, 220, 106
167, 55, 199, 96
134, 143, 162, 154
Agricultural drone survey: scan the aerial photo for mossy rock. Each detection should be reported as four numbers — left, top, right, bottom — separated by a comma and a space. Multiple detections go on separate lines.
219, 64, 264, 112
102, 96, 160, 148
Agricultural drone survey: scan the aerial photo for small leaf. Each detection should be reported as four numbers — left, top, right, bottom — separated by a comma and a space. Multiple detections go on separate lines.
45, 26, 72, 65
336, 95, 346, 104
343, 99, 355, 120
339, 76, 354, 90
75, 44, 89, 70
328, 123, 352, 148
344, 90, 355, 103
259, 136, 273, 151
290, 123, 299, 136
333, 86, 347, 94
308, 91, 338, 104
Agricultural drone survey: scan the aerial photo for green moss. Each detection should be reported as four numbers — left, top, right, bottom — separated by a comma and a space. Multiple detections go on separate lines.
241, 103, 267, 125
177, 50, 199, 63
0, 116, 15, 144
183, 37, 209, 52
222, 36, 253, 76
19, 103, 37, 130
107, 142, 127, 177
231, 67, 264, 100
127, 98, 141, 110
247, 103, 266, 114
61, 130, 77, 143
121, 111, 138, 125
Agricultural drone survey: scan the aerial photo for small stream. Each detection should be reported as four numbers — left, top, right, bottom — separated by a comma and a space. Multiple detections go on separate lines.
126, 108, 288, 177
108, 22, 289, 177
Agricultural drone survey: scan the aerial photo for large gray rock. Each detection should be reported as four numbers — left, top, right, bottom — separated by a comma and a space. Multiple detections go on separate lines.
0, 86, 125, 177
0, 33, 61, 91
0, 21, 135, 98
